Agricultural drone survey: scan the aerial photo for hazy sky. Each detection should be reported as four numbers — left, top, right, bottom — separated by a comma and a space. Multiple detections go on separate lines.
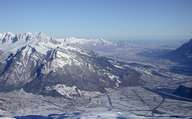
0, 0, 192, 40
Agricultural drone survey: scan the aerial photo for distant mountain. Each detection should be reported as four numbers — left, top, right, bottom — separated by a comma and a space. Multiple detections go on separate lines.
61, 37, 115, 46
167, 39, 192, 75
0, 32, 142, 98
0, 33, 116, 59
170, 39, 192, 64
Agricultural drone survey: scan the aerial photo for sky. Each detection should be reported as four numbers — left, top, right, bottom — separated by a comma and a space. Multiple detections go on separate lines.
0, 0, 192, 40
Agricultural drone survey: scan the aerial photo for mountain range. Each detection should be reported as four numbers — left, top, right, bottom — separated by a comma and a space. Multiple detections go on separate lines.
0, 32, 142, 98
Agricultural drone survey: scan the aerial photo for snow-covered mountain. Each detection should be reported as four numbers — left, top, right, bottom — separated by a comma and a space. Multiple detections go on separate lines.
61, 37, 115, 46
0, 33, 115, 59
0, 32, 141, 98
0, 32, 114, 47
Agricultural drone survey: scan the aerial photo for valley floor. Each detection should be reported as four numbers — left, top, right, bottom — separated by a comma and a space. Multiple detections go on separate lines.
0, 87, 192, 119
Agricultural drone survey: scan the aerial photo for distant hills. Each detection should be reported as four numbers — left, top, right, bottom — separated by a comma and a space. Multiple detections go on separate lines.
167, 38, 192, 75
169, 38, 192, 64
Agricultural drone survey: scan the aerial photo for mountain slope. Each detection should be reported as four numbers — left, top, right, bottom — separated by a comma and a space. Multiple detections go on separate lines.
169, 38, 192, 64
0, 33, 142, 97
167, 39, 192, 75
172, 39, 192, 58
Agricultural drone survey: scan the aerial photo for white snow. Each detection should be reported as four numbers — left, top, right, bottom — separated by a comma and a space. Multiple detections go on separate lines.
57, 37, 115, 47
134, 67, 152, 75
104, 72, 119, 80
81, 111, 146, 119
53, 84, 78, 98
113, 64, 124, 69
0, 117, 16, 119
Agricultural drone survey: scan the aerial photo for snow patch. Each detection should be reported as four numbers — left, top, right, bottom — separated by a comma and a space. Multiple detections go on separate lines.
53, 84, 79, 98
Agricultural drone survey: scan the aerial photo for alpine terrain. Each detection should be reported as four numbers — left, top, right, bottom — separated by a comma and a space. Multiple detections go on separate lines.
0, 33, 192, 119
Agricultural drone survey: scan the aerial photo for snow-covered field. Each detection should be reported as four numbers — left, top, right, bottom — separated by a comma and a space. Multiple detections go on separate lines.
0, 87, 192, 119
